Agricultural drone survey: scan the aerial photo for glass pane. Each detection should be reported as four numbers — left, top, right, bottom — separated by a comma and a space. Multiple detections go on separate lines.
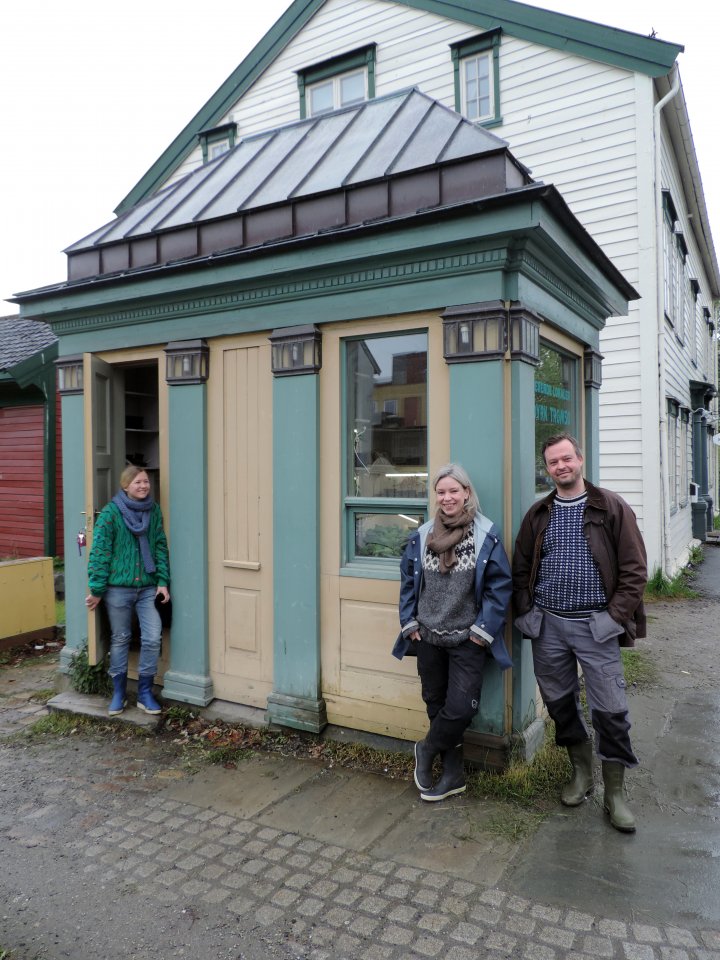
309, 80, 334, 116
340, 70, 366, 106
355, 512, 424, 559
464, 55, 491, 120
346, 333, 428, 499
534, 343, 578, 496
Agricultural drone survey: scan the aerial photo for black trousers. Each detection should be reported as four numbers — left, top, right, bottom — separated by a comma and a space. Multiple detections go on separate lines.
416, 638, 487, 753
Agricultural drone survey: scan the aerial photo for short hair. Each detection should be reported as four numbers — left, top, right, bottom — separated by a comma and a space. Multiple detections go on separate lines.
541, 433, 583, 462
431, 463, 480, 514
120, 463, 148, 490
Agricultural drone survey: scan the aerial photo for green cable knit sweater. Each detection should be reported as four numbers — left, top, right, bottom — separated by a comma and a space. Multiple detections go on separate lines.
87, 502, 170, 597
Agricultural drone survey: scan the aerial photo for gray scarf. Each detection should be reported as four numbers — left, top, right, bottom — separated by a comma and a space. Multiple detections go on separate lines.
112, 489, 156, 574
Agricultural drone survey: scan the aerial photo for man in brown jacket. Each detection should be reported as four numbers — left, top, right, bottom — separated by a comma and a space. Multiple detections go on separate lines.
513, 434, 647, 832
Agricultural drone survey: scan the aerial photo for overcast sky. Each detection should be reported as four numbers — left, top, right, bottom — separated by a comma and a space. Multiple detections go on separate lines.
1, 0, 717, 307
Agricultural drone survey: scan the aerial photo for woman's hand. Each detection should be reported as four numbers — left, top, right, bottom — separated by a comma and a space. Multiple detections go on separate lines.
85, 594, 101, 611
408, 629, 421, 642
156, 586, 170, 604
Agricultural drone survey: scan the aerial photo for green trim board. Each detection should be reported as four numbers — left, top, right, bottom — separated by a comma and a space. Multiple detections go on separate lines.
162, 382, 213, 706
114, 0, 681, 214
6, 342, 60, 555
58, 393, 86, 676
297, 44, 377, 118
269, 370, 326, 732
451, 29, 502, 125
448, 358, 506, 735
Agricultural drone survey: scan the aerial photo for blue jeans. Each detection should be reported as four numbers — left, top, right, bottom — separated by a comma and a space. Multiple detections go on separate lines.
104, 586, 162, 678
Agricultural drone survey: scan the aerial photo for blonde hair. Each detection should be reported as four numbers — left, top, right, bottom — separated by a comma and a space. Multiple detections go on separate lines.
431, 463, 480, 514
120, 464, 148, 490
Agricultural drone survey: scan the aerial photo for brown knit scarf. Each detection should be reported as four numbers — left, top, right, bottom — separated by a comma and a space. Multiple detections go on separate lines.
425, 505, 476, 574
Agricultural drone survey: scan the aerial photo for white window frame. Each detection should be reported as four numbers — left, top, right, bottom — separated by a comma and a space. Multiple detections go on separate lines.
307, 67, 367, 117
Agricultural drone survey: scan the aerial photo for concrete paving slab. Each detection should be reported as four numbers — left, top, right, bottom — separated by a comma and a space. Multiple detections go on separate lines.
47, 691, 159, 728
162, 753, 324, 818
253, 765, 414, 850
373, 794, 518, 883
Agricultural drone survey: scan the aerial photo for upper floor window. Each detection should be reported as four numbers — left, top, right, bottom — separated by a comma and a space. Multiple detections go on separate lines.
662, 190, 689, 334
198, 122, 237, 164
450, 29, 502, 127
297, 45, 376, 119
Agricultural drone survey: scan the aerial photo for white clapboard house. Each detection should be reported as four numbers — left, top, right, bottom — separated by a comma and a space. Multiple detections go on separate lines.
118, 0, 720, 574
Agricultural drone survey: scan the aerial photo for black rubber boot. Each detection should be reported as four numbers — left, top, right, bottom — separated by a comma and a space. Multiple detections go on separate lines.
602, 761, 636, 833
420, 744, 465, 802
414, 739, 437, 791
561, 740, 594, 806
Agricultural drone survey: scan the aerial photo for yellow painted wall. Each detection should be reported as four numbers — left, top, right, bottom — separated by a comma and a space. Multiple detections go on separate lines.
0, 557, 55, 638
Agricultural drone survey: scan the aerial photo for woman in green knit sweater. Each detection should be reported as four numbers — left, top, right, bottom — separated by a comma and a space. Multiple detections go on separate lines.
85, 464, 170, 716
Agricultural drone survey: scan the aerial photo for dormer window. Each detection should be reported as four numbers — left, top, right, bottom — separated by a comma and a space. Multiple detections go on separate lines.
297, 45, 376, 119
198, 122, 237, 164
451, 29, 502, 127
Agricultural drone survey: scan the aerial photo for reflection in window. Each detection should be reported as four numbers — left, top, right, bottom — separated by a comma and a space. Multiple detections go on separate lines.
345, 332, 428, 564
355, 512, 425, 559
347, 333, 427, 499
534, 344, 578, 496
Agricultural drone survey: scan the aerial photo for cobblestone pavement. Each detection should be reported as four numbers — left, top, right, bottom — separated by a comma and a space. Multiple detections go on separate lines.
2, 550, 720, 959
1, 725, 719, 960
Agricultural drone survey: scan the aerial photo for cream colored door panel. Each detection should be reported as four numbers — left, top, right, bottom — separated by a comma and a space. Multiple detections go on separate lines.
323, 693, 426, 741
85, 354, 124, 666
208, 339, 273, 707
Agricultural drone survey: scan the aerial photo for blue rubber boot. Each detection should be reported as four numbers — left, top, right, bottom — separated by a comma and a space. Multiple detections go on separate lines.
136, 675, 162, 715
108, 674, 127, 716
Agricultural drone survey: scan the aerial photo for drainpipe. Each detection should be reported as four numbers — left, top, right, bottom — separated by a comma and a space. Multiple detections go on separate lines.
655, 64, 681, 574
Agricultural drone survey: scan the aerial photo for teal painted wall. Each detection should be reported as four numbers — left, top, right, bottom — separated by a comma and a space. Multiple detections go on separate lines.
510, 359, 539, 733
448, 359, 506, 735
271, 373, 320, 700
162, 383, 213, 705
58, 393, 87, 674
584, 383, 601, 484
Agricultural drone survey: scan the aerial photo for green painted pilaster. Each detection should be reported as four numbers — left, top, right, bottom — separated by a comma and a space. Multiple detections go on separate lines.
58, 393, 87, 675
448, 359, 505, 736
162, 383, 213, 706
584, 384, 601, 485
267, 372, 326, 733
510, 357, 541, 741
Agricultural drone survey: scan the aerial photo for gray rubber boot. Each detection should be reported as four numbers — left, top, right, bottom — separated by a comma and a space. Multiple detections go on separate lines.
420, 744, 465, 802
602, 761, 636, 833
561, 740, 594, 806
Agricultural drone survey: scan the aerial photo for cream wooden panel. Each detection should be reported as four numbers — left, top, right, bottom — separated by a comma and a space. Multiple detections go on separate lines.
208, 336, 273, 705
320, 311, 448, 738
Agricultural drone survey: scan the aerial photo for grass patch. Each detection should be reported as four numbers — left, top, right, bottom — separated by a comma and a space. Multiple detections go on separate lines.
55, 598, 65, 626
67, 643, 113, 697
28, 688, 57, 704
645, 566, 699, 600
687, 544, 704, 567
22, 711, 149, 741
467, 725, 567, 809
621, 648, 658, 687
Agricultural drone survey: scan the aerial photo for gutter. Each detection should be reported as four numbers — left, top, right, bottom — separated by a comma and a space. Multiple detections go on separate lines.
654, 64, 681, 575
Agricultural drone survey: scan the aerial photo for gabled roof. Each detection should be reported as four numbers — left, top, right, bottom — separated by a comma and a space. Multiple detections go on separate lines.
0, 315, 57, 371
65, 89, 533, 283
116, 0, 682, 214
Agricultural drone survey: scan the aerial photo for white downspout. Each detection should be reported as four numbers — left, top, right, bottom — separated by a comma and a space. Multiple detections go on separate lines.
654, 64, 681, 575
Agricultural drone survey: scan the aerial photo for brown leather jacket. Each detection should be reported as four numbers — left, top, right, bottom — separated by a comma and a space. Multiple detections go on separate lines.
512, 480, 647, 646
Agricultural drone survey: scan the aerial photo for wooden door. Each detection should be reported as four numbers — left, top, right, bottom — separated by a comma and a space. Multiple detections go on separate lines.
84, 354, 124, 665
207, 337, 273, 704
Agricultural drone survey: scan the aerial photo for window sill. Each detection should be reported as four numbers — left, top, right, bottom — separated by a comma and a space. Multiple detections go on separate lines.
340, 563, 401, 581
